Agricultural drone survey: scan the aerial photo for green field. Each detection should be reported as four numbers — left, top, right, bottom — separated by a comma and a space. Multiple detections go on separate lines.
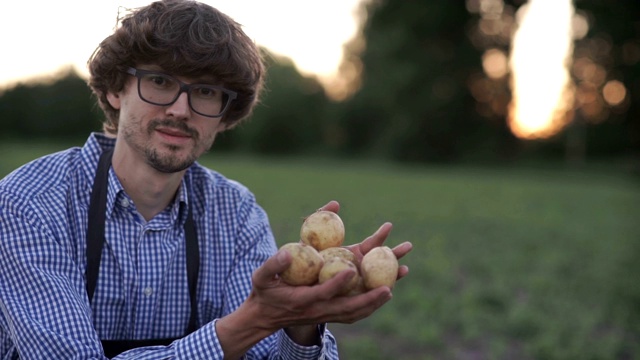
2, 142, 639, 359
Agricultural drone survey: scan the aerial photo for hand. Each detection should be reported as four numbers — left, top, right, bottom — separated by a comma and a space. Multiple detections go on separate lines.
320, 200, 413, 283
248, 200, 413, 329
216, 201, 414, 355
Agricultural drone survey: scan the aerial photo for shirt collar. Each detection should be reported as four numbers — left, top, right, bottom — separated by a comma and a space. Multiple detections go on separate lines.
80, 132, 116, 188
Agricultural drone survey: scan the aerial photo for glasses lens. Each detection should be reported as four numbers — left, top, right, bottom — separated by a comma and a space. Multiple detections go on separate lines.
138, 73, 180, 105
189, 85, 229, 117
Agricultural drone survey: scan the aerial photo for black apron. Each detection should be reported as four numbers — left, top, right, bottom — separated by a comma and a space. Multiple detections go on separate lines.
85, 149, 199, 358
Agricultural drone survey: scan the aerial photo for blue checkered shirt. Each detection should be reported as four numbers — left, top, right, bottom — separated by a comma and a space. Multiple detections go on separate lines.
0, 133, 338, 359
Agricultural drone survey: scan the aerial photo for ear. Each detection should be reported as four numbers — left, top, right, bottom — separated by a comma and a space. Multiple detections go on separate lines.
106, 92, 121, 110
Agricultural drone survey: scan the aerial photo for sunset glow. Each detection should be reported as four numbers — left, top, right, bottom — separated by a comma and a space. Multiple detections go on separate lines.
507, 0, 576, 139
0, 0, 361, 94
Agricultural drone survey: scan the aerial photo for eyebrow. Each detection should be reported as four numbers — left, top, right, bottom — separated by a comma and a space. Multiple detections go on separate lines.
137, 66, 219, 85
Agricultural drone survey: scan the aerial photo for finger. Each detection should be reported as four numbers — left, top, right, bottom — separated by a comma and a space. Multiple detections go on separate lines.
318, 286, 393, 324
397, 265, 410, 281
355, 222, 393, 255
252, 249, 291, 289
391, 241, 413, 260
319, 269, 358, 298
317, 200, 340, 213
290, 268, 357, 305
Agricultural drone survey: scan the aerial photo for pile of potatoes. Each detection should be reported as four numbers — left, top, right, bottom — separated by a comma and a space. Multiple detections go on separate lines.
279, 210, 398, 295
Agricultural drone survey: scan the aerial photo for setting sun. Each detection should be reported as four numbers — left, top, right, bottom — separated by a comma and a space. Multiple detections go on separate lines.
507, 0, 576, 139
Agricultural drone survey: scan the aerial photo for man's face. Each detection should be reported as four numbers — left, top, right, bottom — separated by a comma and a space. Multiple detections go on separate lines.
107, 66, 228, 173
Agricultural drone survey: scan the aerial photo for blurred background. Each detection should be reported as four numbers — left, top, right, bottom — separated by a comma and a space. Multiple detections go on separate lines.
1, 0, 638, 359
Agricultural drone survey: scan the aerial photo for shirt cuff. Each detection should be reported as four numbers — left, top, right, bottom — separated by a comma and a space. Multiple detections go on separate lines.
175, 320, 224, 358
278, 324, 327, 359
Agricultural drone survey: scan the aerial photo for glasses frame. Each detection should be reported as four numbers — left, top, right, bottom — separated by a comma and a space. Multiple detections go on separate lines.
125, 67, 237, 118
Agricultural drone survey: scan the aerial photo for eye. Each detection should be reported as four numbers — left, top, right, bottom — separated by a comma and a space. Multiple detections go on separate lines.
144, 74, 175, 89
194, 86, 220, 99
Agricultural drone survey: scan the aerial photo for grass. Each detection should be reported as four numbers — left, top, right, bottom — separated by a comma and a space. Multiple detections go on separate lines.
2, 141, 639, 359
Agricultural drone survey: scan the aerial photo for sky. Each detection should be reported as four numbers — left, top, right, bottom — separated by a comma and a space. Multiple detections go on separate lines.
0, 0, 363, 88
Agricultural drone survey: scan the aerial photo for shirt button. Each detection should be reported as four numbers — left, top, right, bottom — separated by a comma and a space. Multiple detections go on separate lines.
143, 287, 153, 297
120, 198, 130, 208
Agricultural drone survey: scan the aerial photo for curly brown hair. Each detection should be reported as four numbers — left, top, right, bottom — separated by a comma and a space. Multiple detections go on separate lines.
87, 0, 265, 134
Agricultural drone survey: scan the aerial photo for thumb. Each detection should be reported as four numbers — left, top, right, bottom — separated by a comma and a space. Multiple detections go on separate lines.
252, 249, 292, 288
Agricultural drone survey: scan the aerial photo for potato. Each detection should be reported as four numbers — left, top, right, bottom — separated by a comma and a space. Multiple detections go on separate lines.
360, 246, 399, 290
319, 247, 357, 266
318, 257, 360, 295
279, 242, 324, 286
300, 210, 345, 251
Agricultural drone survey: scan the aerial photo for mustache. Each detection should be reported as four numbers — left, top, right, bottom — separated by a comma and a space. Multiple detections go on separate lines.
148, 119, 199, 139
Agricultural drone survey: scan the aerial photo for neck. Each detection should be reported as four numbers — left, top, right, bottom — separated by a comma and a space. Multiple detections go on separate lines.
111, 146, 185, 221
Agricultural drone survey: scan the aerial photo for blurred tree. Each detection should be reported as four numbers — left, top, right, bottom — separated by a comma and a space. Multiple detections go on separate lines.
214, 49, 330, 155
0, 67, 101, 140
0, 84, 30, 138
336, 0, 511, 163
569, 0, 640, 162
471, 0, 640, 165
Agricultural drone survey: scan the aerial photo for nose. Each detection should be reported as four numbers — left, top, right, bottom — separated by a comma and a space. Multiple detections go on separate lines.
165, 91, 191, 119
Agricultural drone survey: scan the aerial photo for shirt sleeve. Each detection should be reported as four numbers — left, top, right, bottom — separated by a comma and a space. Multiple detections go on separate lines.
0, 197, 106, 359
276, 325, 340, 360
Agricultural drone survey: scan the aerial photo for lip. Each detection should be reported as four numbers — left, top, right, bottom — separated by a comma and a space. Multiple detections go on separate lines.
155, 127, 193, 144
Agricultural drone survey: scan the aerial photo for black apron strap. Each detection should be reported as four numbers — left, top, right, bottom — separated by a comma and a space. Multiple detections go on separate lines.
85, 148, 200, 358
101, 338, 176, 359
184, 206, 199, 333
86, 149, 113, 303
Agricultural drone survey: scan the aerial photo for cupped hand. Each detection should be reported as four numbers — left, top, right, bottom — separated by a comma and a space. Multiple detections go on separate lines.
249, 246, 391, 328
318, 200, 413, 281
246, 200, 412, 330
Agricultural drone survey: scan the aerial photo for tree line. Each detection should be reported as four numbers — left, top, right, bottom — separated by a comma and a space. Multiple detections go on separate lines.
0, 0, 637, 166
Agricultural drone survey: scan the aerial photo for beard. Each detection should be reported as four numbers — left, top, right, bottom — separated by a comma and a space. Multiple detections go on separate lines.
122, 117, 205, 174
145, 144, 195, 173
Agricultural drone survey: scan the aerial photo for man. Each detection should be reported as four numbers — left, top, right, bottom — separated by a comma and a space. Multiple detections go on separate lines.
0, 0, 412, 359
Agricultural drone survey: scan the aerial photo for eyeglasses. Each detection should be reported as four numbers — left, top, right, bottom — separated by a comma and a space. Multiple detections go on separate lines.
126, 67, 237, 118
